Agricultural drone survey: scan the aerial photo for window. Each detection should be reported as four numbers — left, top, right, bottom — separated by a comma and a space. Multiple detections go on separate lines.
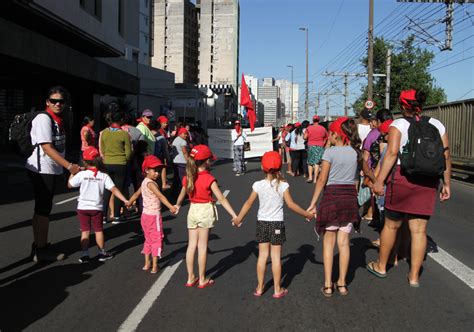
80, 0, 102, 20
118, 0, 125, 36
144, 0, 148, 8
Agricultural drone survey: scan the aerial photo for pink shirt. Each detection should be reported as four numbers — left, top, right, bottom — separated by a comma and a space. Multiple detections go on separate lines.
81, 126, 96, 151
306, 124, 327, 146
141, 177, 161, 216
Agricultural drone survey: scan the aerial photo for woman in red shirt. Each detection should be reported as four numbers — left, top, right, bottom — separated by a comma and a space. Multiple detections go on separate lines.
304, 116, 327, 183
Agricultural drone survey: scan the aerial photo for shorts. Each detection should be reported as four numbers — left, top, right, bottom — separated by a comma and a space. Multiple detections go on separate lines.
77, 209, 104, 232
385, 208, 430, 221
28, 170, 57, 217
307, 145, 325, 165
325, 223, 353, 233
187, 202, 218, 229
256, 220, 286, 245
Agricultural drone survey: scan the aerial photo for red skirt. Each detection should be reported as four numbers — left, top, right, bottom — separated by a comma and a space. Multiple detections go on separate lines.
316, 184, 360, 235
385, 166, 440, 216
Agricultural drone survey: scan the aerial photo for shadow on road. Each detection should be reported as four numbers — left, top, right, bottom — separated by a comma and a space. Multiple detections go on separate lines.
332, 237, 373, 285
0, 211, 77, 234
281, 244, 322, 288
207, 241, 258, 280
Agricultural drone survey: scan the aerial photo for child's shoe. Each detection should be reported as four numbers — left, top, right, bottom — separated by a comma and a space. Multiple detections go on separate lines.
78, 255, 90, 264
98, 251, 114, 261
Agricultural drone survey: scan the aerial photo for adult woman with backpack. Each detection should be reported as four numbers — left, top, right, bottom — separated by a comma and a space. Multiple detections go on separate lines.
25, 86, 81, 262
367, 89, 451, 287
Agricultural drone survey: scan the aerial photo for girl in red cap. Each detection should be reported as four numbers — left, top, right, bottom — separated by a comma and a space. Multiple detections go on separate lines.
128, 155, 178, 273
368, 90, 451, 287
233, 151, 314, 298
175, 145, 238, 288
307, 117, 375, 297
68, 147, 129, 263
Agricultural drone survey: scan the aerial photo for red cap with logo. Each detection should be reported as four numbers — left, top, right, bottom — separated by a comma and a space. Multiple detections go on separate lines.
261, 151, 282, 173
142, 155, 163, 173
190, 144, 216, 161
379, 119, 393, 134
82, 146, 100, 161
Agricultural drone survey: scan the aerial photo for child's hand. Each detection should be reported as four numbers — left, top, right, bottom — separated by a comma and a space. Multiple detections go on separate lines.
124, 200, 131, 208
169, 205, 178, 215
172, 205, 180, 215
232, 216, 242, 227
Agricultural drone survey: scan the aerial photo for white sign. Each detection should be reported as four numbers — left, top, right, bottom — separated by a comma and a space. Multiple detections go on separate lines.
208, 127, 273, 159
365, 100, 375, 109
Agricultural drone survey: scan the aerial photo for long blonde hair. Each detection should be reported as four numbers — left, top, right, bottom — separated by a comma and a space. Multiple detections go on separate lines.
185, 157, 207, 194
265, 170, 287, 192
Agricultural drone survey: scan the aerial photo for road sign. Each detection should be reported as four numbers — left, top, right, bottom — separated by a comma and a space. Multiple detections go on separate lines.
365, 100, 375, 109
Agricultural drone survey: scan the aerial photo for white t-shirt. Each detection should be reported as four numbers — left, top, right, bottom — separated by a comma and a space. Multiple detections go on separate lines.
172, 136, 188, 164
26, 113, 66, 175
69, 170, 115, 211
252, 179, 289, 221
231, 129, 246, 146
286, 129, 306, 150
357, 124, 371, 145
391, 117, 446, 165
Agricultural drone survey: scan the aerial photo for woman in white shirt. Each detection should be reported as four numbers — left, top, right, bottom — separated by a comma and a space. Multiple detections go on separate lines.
285, 122, 306, 176
231, 120, 247, 176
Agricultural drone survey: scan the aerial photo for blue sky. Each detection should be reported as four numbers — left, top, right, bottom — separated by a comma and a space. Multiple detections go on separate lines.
239, 0, 473, 116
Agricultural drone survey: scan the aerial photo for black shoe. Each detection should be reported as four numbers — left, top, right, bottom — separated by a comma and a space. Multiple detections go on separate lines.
111, 217, 125, 225
98, 251, 113, 261
78, 255, 90, 264
32, 243, 65, 262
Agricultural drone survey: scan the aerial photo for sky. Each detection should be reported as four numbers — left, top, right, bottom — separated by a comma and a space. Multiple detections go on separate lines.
239, 0, 473, 116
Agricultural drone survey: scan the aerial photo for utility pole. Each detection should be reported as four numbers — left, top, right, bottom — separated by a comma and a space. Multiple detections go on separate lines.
444, 0, 454, 51
287, 65, 294, 122
299, 27, 309, 120
385, 49, 391, 109
316, 92, 321, 115
367, 0, 374, 100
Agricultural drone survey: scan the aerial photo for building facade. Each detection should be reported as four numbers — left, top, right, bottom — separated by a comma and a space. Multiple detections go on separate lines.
259, 78, 280, 126
275, 79, 299, 124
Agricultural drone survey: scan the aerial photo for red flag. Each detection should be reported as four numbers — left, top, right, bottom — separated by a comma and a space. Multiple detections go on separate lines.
240, 73, 256, 131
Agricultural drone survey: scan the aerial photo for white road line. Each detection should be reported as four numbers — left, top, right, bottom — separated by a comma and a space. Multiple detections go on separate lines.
54, 195, 79, 205
428, 247, 474, 289
118, 260, 182, 332
216, 190, 230, 205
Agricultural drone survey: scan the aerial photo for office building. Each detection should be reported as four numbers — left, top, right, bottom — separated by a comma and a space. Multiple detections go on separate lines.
259, 78, 280, 126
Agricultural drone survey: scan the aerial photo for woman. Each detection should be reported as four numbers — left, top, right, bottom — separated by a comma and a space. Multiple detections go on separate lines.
285, 122, 305, 176
80, 116, 97, 163
100, 111, 132, 223
231, 120, 246, 176
368, 90, 451, 287
136, 109, 156, 155
171, 127, 190, 189
26, 86, 81, 262
304, 115, 327, 183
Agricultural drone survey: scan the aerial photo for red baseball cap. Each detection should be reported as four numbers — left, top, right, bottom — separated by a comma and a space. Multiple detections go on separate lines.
190, 144, 216, 161
313, 115, 320, 121
177, 127, 188, 136
82, 146, 100, 161
235, 120, 241, 124
379, 119, 393, 134
158, 115, 168, 124
261, 151, 282, 173
142, 155, 163, 173
294, 122, 301, 127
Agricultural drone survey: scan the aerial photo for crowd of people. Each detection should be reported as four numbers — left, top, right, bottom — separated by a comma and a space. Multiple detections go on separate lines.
24, 85, 451, 298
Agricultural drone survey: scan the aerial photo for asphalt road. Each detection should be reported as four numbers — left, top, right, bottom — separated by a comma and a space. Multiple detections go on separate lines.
1, 160, 473, 331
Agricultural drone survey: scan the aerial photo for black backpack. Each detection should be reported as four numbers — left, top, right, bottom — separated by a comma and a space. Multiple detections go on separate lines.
399, 116, 445, 177
9, 110, 54, 157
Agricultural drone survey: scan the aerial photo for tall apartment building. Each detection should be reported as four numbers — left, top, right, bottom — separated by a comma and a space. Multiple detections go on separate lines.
275, 79, 299, 123
152, 0, 199, 84
123, 0, 154, 65
259, 78, 280, 126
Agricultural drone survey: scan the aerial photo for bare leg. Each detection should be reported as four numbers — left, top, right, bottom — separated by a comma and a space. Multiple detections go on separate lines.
323, 231, 337, 289
256, 243, 270, 293
186, 229, 199, 282
307, 164, 313, 181
80, 231, 90, 251
161, 167, 170, 190
151, 256, 159, 273
408, 218, 428, 283
143, 254, 151, 270
197, 227, 210, 284
336, 231, 350, 293
270, 245, 283, 294
32, 214, 49, 247
377, 218, 402, 273
313, 165, 320, 183
94, 231, 105, 249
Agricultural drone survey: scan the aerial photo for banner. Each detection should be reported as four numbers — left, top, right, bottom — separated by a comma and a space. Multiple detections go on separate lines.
208, 127, 273, 159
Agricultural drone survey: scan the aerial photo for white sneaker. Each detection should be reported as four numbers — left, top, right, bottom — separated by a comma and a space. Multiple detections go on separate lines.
235, 173, 241, 177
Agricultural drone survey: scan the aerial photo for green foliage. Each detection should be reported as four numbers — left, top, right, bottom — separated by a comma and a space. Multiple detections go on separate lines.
353, 36, 446, 115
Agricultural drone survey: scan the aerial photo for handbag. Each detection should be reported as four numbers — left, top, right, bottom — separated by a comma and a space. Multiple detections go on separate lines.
244, 142, 251, 151
358, 185, 371, 206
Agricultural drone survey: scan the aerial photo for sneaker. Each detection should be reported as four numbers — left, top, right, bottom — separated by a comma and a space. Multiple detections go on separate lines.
235, 173, 241, 177
78, 255, 90, 264
111, 217, 123, 224
32, 243, 65, 262
98, 251, 114, 261
103, 217, 108, 224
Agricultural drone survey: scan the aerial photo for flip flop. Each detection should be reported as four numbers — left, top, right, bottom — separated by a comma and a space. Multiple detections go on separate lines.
366, 262, 387, 278
150, 267, 160, 274
197, 279, 215, 289
253, 288, 264, 297
336, 284, 349, 296
407, 276, 420, 288
184, 278, 199, 287
320, 285, 333, 298
272, 288, 289, 299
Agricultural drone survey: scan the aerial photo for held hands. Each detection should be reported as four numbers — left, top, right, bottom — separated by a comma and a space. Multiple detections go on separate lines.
68, 163, 81, 175
232, 216, 242, 228
305, 205, 317, 222
169, 205, 179, 215
372, 181, 385, 196
440, 184, 451, 202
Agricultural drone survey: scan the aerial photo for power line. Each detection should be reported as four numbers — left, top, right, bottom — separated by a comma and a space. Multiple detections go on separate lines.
429, 55, 474, 72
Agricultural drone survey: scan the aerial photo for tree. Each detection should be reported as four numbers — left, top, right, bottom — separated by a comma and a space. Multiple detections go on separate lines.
353, 36, 446, 114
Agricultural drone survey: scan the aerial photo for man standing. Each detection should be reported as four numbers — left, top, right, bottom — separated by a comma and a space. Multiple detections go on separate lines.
231, 120, 246, 176
136, 109, 156, 155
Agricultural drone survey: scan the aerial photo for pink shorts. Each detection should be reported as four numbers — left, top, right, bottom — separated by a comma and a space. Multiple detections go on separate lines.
325, 223, 353, 233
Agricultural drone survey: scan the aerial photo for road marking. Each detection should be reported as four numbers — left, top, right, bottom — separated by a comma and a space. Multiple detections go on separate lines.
428, 247, 474, 289
216, 190, 230, 205
118, 260, 182, 331
55, 195, 79, 205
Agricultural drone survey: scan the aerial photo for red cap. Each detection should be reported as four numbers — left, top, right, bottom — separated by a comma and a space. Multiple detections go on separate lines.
379, 119, 393, 134
158, 115, 168, 124
190, 144, 216, 161
235, 120, 240, 124
177, 127, 188, 136
82, 146, 100, 161
399, 89, 417, 110
329, 117, 349, 143
142, 155, 163, 173
262, 151, 282, 173
313, 115, 320, 121
294, 122, 301, 127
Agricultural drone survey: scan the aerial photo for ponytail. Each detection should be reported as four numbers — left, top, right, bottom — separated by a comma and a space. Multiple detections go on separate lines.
341, 119, 362, 165
266, 171, 287, 192
185, 157, 207, 194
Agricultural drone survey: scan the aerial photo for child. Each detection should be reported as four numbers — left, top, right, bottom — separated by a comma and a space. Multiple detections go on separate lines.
128, 155, 178, 274
232, 151, 314, 298
307, 117, 375, 297
68, 146, 129, 263
175, 145, 237, 288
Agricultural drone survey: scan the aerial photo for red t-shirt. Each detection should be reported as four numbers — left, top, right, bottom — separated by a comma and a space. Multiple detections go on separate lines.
182, 170, 216, 203
306, 125, 328, 147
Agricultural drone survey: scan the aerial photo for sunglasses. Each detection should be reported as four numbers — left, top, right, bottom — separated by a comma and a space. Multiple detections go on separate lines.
145, 116, 153, 119
48, 98, 65, 105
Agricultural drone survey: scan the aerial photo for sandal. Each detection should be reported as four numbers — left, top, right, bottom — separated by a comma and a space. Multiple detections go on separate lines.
407, 276, 420, 288
320, 284, 334, 298
366, 262, 387, 278
272, 288, 289, 299
306, 179, 313, 183
150, 266, 160, 274
197, 279, 215, 289
253, 288, 264, 297
185, 277, 199, 287
336, 284, 349, 296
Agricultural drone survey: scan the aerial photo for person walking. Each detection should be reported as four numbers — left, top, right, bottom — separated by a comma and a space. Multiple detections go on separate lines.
174, 145, 238, 288
368, 90, 451, 287
357, 109, 374, 144
285, 122, 305, 176
136, 109, 156, 156
304, 115, 328, 183
26, 86, 81, 261
307, 117, 375, 297
80, 116, 96, 164
232, 120, 246, 176
99, 111, 132, 223
157, 115, 170, 140
171, 127, 190, 189
233, 151, 313, 298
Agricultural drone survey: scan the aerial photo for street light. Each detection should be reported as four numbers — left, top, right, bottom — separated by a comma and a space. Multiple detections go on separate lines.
299, 27, 309, 120
287, 65, 294, 123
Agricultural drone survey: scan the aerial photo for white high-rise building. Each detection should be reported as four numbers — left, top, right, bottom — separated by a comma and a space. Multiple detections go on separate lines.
259, 78, 280, 126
